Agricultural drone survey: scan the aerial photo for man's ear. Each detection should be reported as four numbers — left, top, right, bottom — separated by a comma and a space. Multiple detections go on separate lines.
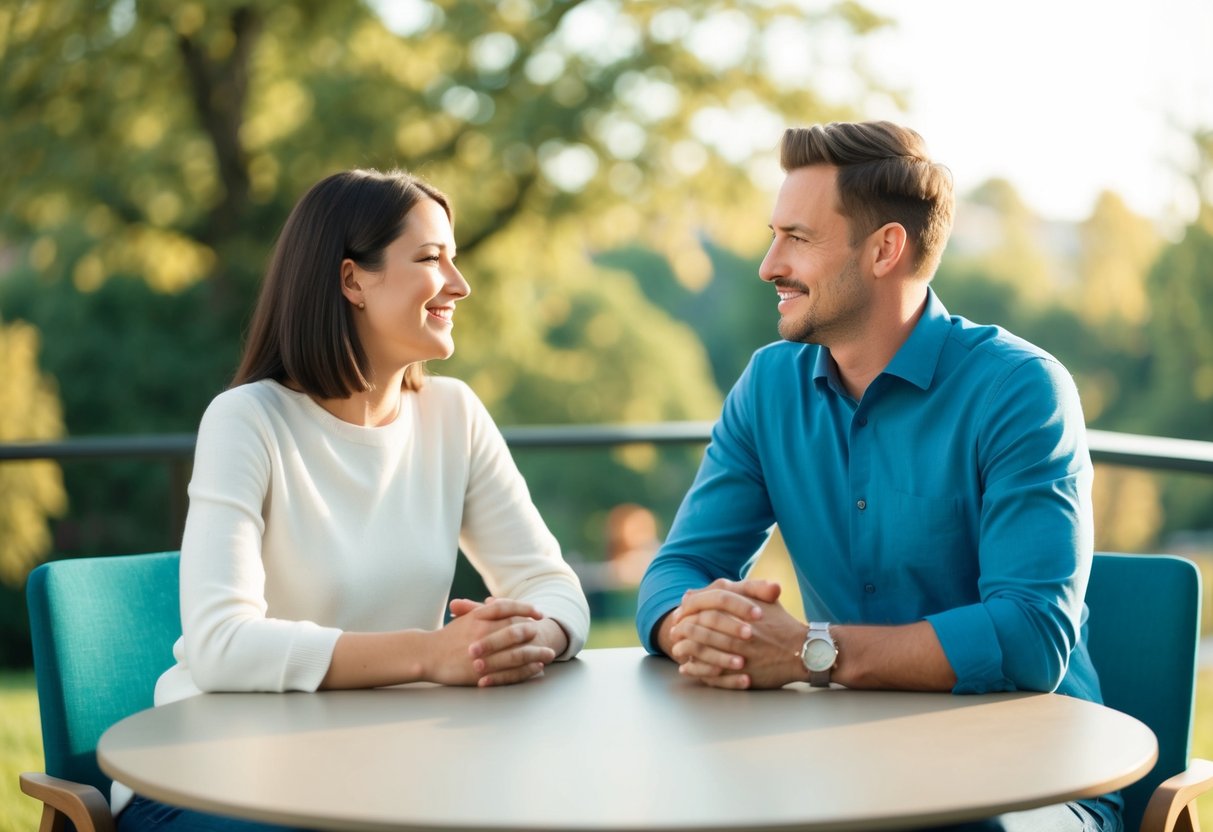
869, 223, 910, 279
339, 259, 365, 308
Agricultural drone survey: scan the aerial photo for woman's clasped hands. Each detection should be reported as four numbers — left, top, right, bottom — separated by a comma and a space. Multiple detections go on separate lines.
440, 596, 569, 687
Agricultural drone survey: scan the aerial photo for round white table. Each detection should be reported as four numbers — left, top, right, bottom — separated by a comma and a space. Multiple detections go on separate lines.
98, 647, 1157, 831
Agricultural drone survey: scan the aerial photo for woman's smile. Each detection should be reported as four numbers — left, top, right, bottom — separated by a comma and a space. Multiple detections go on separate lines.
426, 305, 454, 324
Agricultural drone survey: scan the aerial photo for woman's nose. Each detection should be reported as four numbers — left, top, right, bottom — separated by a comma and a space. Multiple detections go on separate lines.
447, 263, 470, 298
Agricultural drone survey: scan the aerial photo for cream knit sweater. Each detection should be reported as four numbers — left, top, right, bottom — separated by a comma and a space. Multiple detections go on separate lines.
113, 377, 589, 813
160, 375, 588, 703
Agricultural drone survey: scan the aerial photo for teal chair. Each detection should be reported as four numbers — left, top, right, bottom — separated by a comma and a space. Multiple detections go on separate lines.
1086, 553, 1213, 832
20, 551, 181, 832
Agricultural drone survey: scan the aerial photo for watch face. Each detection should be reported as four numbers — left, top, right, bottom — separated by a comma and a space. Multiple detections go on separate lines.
805, 638, 836, 672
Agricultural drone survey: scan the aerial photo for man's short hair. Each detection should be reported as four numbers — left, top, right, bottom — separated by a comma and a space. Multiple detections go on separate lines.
780, 121, 954, 277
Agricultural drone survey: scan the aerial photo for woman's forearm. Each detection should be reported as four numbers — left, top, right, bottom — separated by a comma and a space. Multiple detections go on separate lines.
320, 630, 432, 689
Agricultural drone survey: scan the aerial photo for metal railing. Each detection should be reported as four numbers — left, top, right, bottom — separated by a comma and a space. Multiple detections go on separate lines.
3, 425, 1213, 543
3, 424, 1213, 472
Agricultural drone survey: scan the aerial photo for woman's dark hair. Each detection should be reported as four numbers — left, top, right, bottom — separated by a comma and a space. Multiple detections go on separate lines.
232, 168, 452, 396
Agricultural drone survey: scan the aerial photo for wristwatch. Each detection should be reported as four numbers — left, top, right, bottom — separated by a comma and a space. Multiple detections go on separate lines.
800, 621, 838, 687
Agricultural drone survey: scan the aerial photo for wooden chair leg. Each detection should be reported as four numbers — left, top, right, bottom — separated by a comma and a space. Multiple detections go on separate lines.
1140, 758, 1213, 832
1174, 803, 1198, 832
19, 772, 114, 832
37, 802, 70, 832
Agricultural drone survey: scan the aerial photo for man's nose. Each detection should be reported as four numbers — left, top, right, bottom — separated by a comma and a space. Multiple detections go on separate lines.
758, 242, 782, 283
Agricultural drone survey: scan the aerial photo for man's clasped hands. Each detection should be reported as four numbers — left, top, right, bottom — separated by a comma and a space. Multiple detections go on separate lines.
663, 578, 811, 690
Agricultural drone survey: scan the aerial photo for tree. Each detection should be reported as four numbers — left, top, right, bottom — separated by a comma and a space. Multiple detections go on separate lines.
1075, 191, 1162, 331
1133, 206, 1213, 537
1, 1, 890, 307
950, 178, 1065, 304
0, 1, 893, 571
1137, 129, 1213, 443
0, 317, 66, 585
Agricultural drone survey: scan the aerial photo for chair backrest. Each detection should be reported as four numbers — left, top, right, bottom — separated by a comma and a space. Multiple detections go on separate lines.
1085, 552, 1202, 832
26, 551, 181, 795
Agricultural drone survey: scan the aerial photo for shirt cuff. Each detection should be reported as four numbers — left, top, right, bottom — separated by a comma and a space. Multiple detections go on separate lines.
636, 590, 683, 654
925, 604, 1010, 694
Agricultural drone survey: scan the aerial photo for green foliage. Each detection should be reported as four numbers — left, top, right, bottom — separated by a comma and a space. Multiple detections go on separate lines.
0, 671, 41, 832
0, 318, 65, 585
597, 240, 777, 392
1140, 215, 1213, 439
0, 0, 889, 597
1, 277, 236, 559
1076, 191, 1161, 332
1128, 214, 1213, 535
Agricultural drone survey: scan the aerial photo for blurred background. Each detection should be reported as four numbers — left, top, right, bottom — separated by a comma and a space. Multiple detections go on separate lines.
1, 0, 1212, 825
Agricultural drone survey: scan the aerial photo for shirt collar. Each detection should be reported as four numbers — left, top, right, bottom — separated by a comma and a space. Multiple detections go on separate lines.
881, 287, 952, 391
810, 287, 952, 393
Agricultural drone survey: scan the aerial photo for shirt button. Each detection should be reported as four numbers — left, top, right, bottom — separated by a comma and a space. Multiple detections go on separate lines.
857, 417, 868, 427
856, 499, 866, 510
864, 583, 876, 594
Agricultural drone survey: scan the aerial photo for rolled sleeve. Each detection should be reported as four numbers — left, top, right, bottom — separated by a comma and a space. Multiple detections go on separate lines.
926, 604, 1007, 693
941, 356, 1093, 694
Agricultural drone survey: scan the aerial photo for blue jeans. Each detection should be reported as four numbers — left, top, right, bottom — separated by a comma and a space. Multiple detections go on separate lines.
118, 794, 1121, 832
117, 796, 314, 832
918, 797, 1122, 831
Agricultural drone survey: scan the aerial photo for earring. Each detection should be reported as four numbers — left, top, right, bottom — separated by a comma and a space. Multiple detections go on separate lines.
358, 302, 365, 310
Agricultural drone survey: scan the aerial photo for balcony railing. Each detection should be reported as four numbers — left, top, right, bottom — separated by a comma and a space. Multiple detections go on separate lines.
3, 424, 1213, 470
3, 425, 1213, 545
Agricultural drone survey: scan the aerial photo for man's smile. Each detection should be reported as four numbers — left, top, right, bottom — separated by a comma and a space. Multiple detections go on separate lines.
776, 288, 806, 313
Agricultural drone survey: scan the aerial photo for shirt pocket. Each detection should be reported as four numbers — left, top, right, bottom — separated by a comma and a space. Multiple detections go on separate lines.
882, 489, 974, 608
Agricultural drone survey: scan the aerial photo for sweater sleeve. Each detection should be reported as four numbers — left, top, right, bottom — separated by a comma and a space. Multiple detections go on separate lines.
455, 385, 590, 660
178, 389, 342, 692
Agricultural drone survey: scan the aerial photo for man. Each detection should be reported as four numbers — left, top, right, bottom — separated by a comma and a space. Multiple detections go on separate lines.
636, 122, 1119, 831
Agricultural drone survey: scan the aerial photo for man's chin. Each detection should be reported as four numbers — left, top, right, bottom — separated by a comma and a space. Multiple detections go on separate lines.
777, 318, 813, 344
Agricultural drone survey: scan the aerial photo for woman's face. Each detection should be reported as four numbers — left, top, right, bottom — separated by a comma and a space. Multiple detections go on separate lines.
344, 198, 470, 374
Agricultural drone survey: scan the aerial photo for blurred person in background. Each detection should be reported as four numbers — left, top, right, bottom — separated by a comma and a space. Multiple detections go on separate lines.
605, 503, 661, 587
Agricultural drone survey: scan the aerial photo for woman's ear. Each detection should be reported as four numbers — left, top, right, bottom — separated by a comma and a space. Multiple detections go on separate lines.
870, 223, 909, 279
339, 259, 365, 309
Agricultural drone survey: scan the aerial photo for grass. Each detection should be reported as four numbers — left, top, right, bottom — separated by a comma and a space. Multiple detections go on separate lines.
0, 671, 41, 832
6, 642, 1213, 831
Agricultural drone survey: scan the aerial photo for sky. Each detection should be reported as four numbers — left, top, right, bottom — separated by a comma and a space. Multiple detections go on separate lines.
373, 0, 1212, 229
857, 0, 1213, 228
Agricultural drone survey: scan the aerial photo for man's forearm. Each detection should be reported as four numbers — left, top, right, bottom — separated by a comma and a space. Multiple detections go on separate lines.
831, 621, 956, 691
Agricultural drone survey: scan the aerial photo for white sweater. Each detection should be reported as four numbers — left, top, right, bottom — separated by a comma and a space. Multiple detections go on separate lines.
116, 377, 589, 812
153, 376, 588, 707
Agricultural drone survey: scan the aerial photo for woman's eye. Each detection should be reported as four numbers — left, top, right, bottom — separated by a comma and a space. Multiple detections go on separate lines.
419, 255, 440, 263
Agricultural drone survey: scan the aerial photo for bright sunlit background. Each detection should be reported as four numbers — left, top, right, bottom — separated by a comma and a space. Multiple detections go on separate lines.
861, 0, 1213, 228
3, 2, 1213, 829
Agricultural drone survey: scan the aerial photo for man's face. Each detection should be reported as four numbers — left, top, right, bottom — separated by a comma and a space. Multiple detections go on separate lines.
758, 165, 871, 345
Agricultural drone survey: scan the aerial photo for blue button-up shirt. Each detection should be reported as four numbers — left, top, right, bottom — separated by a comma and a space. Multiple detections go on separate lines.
637, 289, 1100, 701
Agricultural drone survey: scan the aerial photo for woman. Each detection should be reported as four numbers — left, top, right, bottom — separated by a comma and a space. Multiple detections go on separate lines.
116, 169, 590, 831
